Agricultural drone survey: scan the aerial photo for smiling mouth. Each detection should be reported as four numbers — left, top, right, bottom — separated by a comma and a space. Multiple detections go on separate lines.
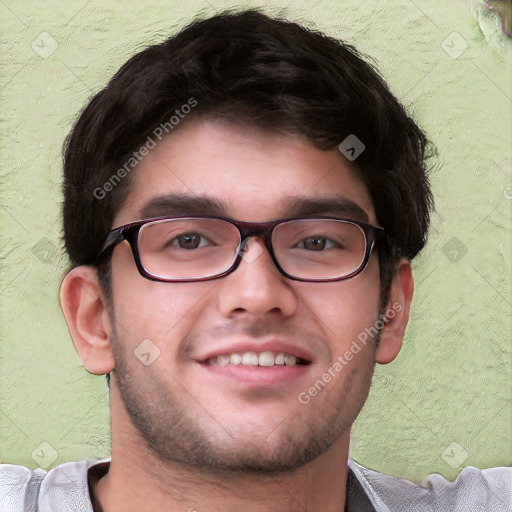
203, 351, 310, 367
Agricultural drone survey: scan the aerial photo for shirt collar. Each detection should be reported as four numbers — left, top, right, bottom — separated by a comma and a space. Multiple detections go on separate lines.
88, 461, 377, 512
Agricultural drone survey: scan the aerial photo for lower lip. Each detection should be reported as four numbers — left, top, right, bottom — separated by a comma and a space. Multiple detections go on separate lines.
198, 362, 310, 386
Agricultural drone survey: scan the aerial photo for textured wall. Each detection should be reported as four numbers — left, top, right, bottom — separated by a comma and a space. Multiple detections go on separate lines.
0, 0, 510, 483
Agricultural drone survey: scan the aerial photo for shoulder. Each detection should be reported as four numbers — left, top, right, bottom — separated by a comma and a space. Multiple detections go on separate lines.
349, 459, 512, 512
0, 460, 108, 512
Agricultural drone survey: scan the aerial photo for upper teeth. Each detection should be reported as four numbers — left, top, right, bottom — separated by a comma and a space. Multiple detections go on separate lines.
207, 351, 300, 367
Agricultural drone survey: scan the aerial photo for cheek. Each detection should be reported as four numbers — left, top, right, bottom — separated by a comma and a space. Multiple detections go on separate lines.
297, 258, 381, 349
111, 246, 216, 349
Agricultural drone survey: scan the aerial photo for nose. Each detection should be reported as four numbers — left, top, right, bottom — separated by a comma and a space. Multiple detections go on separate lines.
217, 238, 298, 318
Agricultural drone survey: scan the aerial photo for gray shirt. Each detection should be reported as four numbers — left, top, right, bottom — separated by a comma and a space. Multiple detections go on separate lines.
0, 459, 510, 511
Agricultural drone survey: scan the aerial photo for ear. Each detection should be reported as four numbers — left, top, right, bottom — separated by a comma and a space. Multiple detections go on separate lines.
59, 266, 115, 375
375, 260, 414, 364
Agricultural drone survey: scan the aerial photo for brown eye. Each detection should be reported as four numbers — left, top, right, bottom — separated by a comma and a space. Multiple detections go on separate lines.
176, 233, 203, 249
302, 237, 327, 251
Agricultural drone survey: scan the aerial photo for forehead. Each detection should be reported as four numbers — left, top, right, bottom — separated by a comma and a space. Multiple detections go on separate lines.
114, 118, 377, 226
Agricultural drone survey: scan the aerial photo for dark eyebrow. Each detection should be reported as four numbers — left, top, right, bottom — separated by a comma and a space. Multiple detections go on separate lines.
139, 194, 229, 219
281, 195, 370, 223
138, 193, 369, 223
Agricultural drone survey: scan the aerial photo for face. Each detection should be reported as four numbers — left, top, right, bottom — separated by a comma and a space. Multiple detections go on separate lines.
108, 118, 383, 475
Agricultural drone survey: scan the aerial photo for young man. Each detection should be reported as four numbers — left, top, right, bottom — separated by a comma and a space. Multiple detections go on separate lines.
1, 9, 509, 512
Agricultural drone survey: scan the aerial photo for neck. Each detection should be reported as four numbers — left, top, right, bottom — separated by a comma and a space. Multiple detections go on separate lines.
93, 387, 350, 512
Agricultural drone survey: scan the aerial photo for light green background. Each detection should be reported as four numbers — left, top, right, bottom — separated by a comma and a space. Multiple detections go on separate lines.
1, 0, 510, 483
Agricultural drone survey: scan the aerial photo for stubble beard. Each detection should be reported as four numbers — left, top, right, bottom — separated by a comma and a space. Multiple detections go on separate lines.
110, 327, 377, 477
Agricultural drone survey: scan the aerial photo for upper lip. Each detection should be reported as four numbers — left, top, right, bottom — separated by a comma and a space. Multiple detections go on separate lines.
196, 339, 314, 364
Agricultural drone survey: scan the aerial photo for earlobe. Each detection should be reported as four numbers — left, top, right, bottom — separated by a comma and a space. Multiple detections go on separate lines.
375, 260, 414, 365
59, 266, 115, 375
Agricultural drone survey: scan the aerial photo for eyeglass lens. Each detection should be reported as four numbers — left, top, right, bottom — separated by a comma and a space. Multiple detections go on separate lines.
137, 218, 367, 281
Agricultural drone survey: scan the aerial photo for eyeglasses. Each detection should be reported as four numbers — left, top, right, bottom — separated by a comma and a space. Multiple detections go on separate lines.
95, 215, 388, 283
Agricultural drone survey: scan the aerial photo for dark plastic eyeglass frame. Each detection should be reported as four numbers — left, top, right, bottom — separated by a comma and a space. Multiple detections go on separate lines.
95, 215, 389, 283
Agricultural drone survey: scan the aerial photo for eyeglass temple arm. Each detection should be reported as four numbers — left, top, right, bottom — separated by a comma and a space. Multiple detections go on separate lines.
377, 229, 401, 259
95, 228, 126, 263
